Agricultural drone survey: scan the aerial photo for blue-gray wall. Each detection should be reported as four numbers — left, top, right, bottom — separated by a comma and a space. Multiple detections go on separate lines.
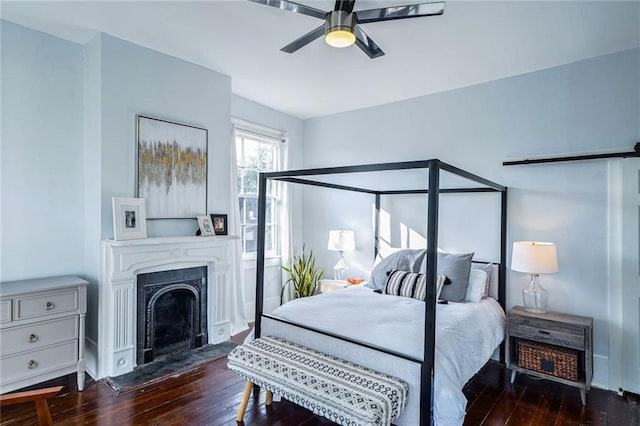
1, 21, 84, 281
302, 47, 640, 388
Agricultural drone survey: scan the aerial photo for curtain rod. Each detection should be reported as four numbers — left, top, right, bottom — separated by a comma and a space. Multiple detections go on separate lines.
503, 142, 640, 166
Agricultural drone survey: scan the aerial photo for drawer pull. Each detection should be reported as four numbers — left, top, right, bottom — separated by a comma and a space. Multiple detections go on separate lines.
27, 360, 38, 369
45, 301, 55, 310
538, 330, 551, 335
28, 333, 38, 343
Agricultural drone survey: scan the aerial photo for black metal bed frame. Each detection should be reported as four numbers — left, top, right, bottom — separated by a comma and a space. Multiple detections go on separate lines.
254, 159, 508, 426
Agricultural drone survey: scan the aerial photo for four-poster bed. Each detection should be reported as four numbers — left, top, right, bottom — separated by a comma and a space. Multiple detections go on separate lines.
252, 159, 508, 425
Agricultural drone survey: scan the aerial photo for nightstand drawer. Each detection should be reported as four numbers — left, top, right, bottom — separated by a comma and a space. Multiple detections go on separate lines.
1, 316, 78, 355
509, 316, 585, 350
15, 290, 78, 320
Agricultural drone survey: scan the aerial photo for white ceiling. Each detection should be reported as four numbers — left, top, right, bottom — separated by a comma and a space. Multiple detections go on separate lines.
2, 1, 639, 119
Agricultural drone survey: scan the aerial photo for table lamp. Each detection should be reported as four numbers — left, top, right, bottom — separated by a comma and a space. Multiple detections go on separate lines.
327, 230, 355, 280
511, 241, 558, 313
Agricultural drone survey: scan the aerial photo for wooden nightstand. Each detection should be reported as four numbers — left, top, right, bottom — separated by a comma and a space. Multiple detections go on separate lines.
506, 306, 593, 405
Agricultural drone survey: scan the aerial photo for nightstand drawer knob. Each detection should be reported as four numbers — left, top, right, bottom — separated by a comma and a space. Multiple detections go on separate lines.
538, 330, 550, 335
45, 301, 55, 310
28, 333, 38, 343
27, 360, 38, 369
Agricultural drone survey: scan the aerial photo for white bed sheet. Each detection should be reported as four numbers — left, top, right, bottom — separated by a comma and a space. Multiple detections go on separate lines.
259, 286, 505, 426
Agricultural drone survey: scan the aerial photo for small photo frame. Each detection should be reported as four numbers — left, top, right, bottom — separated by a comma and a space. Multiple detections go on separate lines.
211, 214, 228, 236
197, 215, 216, 236
112, 197, 147, 241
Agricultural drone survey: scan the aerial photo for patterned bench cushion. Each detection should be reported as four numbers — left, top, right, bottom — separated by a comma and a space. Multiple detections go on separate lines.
227, 336, 409, 426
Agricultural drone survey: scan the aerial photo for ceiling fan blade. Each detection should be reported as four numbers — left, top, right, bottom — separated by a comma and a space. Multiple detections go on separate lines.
281, 25, 325, 53
356, 1, 445, 24
249, 0, 326, 20
334, 0, 356, 13
354, 25, 385, 59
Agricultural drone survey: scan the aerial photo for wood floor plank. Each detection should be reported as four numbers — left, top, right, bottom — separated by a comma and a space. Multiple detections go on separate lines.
504, 383, 543, 425
482, 382, 525, 425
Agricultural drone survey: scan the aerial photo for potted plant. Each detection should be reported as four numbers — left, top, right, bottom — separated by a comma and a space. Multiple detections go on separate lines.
281, 247, 324, 303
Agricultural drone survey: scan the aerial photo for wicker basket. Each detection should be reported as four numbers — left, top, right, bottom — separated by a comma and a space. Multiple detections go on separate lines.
518, 339, 578, 381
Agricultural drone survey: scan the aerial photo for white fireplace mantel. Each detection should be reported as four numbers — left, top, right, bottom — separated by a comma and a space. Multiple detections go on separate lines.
95, 236, 238, 379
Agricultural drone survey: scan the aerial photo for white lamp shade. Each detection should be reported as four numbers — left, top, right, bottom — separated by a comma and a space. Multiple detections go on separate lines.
511, 241, 558, 274
328, 230, 355, 252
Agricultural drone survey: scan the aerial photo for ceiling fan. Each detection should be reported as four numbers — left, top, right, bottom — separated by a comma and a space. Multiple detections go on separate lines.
249, 0, 445, 59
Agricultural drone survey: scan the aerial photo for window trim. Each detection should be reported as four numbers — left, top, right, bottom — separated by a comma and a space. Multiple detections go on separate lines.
234, 121, 286, 260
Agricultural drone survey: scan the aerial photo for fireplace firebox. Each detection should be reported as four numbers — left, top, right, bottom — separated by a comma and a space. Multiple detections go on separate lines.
136, 267, 208, 365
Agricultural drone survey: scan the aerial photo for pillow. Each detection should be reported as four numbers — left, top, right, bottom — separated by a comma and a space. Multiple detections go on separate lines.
368, 249, 427, 290
384, 270, 447, 301
465, 269, 488, 303
437, 252, 474, 302
471, 262, 494, 299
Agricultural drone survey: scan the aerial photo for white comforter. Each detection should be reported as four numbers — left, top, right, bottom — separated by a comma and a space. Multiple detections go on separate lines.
259, 286, 505, 425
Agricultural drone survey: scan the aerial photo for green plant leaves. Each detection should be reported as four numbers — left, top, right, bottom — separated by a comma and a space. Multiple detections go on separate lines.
280, 246, 324, 303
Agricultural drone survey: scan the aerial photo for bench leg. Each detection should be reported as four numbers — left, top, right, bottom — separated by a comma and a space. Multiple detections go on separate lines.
236, 381, 254, 422
265, 390, 273, 406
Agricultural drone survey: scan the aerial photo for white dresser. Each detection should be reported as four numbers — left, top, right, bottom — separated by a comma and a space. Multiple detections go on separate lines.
0, 276, 88, 394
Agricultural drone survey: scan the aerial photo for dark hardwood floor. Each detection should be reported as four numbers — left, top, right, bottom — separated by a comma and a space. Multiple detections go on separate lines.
1, 330, 637, 425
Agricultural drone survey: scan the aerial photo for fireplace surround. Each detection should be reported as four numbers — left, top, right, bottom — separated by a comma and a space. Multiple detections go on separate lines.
96, 236, 237, 379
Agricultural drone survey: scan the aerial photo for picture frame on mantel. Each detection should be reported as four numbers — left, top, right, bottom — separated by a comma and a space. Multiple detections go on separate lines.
136, 115, 208, 219
211, 213, 228, 236
197, 215, 216, 236
112, 197, 147, 240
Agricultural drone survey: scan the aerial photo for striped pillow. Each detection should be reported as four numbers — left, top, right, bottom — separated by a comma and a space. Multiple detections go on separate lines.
384, 270, 447, 301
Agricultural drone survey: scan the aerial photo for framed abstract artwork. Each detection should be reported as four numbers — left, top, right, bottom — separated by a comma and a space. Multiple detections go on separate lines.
136, 115, 208, 219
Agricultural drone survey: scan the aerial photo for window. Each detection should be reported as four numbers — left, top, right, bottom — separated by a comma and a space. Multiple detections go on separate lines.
235, 127, 282, 257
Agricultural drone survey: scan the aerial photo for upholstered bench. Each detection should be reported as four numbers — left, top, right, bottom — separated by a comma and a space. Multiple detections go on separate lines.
227, 336, 408, 426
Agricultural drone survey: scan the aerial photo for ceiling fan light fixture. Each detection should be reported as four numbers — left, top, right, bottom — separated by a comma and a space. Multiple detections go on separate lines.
325, 29, 356, 48
324, 10, 356, 48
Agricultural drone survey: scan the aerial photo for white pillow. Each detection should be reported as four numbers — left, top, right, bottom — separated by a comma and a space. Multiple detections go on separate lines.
465, 269, 489, 303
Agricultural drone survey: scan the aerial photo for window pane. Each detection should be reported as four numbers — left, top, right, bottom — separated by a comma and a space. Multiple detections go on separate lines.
246, 197, 258, 224
245, 224, 257, 253
237, 168, 244, 194
235, 128, 281, 256
265, 198, 272, 224
243, 169, 258, 194
244, 139, 259, 168
238, 198, 245, 225
260, 143, 274, 171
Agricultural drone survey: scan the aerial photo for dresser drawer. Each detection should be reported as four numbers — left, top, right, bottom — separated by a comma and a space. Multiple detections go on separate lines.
0, 300, 11, 323
0, 340, 78, 384
509, 315, 585, 350
0, 317, 78, 355
15, 290, 78, 320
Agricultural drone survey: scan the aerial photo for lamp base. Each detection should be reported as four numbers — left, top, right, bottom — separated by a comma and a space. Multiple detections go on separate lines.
522, 274, 548, 313
333, 252, 349, 281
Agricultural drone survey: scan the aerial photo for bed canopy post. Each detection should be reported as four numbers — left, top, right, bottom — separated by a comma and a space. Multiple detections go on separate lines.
421, 160, 440, 426
498, 187, 508, 362
374, 193, 381, 260
254, 173, 268, 339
